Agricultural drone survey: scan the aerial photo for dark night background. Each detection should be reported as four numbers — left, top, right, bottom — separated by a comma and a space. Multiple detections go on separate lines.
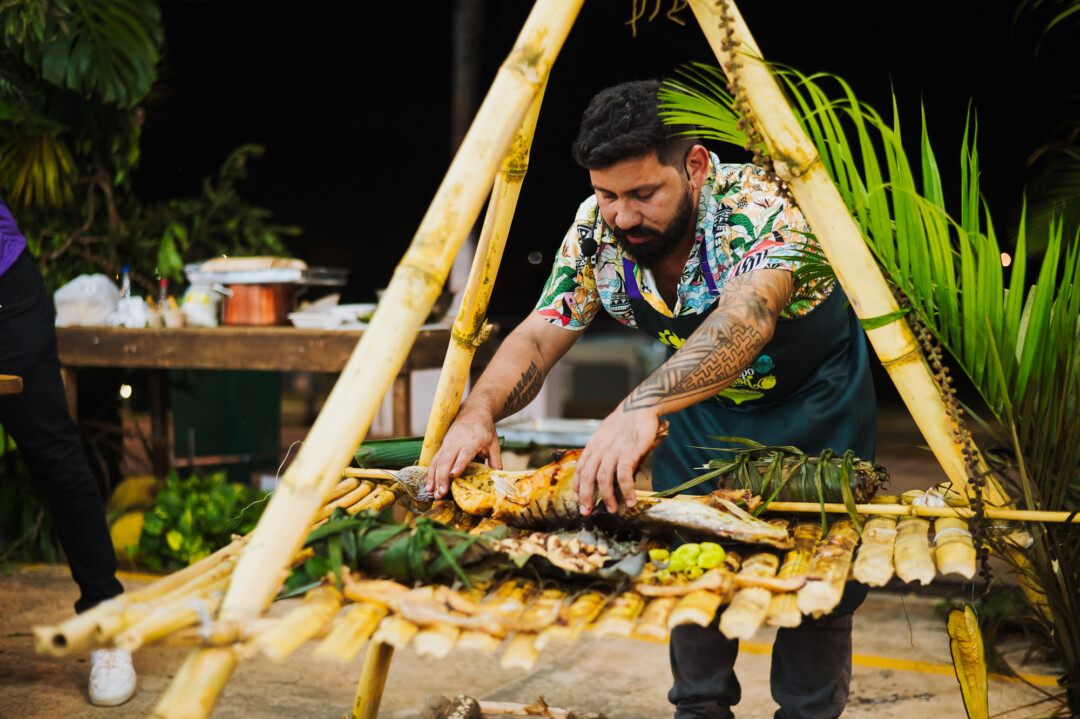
132, 1, 1070, 326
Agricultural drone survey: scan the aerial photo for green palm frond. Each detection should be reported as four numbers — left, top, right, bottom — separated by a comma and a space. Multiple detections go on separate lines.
662, 64, 1080, 710
0, 127, 74, 208
22, 0, 162, 107
657, 63, 751, 149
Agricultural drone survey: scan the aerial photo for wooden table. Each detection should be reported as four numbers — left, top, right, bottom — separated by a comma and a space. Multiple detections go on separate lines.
55, 325, 497, 475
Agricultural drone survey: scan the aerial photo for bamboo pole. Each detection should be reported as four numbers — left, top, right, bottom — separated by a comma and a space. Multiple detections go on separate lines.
351, 640, 395, 719
34, 535, 249, 656
247, 585, 342, 662
687, 0, 1008, 508
419, 83, 548, 465
313, 603, 387, 663
759, 501, 1080, 523
200, 0, 583, 641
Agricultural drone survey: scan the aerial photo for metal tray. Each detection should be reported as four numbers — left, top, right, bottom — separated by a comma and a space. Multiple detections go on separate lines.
495, 417, 602, 447
184, 264, 349, 286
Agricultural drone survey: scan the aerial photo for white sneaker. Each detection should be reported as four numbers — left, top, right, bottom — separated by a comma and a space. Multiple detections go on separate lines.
89, 648, 137, 706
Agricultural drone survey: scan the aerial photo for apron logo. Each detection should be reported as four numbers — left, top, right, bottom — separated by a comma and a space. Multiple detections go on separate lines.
657, 329, 685, 348
717, 354, 776, 405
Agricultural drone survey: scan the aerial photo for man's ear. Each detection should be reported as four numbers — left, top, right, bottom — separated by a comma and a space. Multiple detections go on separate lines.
686, 144, 710, 189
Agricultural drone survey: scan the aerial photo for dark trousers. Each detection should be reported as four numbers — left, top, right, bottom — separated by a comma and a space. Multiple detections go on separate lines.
669, 581, 866, 719
0, 250, 123, 613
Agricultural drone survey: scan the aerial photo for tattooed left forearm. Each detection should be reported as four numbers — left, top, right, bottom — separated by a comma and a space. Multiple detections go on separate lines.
622, 270, 790, 413
501, 361, 543, 417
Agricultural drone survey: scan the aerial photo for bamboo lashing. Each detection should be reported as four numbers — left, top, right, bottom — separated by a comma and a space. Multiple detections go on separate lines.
686, 0, 1008, 508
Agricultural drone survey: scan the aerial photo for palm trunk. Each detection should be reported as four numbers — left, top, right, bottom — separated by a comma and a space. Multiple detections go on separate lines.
687, 0, 1008, 507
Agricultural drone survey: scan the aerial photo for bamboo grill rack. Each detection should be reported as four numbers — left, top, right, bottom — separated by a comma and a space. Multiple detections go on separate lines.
32, 0, 1060, 716
35, 472, 1005, 667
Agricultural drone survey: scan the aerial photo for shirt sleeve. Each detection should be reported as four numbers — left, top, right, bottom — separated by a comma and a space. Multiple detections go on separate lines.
533, 198, 603, 330
720, 164, 814, 281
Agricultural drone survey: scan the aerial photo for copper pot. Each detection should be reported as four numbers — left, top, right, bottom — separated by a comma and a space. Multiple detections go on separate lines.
221, 284, 297, 326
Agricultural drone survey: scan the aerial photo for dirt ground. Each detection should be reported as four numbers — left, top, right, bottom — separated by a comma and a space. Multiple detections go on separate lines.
0, 566, 1060, 719
0, 404, 1064, 717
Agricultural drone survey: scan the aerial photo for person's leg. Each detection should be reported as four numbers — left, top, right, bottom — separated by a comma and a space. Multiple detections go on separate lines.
770, 582, 867, 719
669, 621, 741, 719
0, 252, 123, 613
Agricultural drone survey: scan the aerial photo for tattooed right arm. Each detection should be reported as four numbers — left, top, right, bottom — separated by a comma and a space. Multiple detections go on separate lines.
426, 314, 580, 496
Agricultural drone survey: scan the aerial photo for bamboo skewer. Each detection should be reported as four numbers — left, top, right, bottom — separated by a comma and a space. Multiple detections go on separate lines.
500, 633, 541, 670
766, 523, 817, 627
797, 519, 860, 617
313, 480, 375, 523
247, 585, 342, 662
934, 517, 977, 579
758, 500, 1078, 523
313, 604, 387, 663
894, 517, 936, 585
853, 516, 898, 586
720, 553, 780, 640
114, 593, 225, 652
592, 591, 646, 638
34, 535, 250, 656
413, 622, 462, 660
687, 0, 1008, 509
535, 590, 607, 649
667, 590, 722, 629
633, 597, 677, 642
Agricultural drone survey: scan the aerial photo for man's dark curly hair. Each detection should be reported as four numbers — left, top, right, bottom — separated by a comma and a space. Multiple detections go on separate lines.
572, 79, 700, 171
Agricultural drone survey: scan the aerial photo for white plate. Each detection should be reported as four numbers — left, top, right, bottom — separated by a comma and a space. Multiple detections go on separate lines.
288, 312, 333, 329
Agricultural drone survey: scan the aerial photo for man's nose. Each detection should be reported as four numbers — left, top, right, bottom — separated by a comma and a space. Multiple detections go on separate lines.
613, 200, 641, 228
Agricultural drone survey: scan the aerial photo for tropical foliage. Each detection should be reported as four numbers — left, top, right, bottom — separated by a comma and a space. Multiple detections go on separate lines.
0, 1, 298, 295
135, 469, 267, 572
660, 61, 1079, 712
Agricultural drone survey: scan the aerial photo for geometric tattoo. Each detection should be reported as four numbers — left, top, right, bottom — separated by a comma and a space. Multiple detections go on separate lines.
622, 270, 788, 413
502, 361, 543, 416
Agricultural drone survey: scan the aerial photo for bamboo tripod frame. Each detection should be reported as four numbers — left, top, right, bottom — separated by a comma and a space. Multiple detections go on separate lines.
149, 1, 1017, 716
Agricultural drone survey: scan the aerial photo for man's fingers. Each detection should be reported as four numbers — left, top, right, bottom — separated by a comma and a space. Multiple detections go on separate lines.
596, 459, 618, 513
616, 458, 637, 508
487, 439, 503, 471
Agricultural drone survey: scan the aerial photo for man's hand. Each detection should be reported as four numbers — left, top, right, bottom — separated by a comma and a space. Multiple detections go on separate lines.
573, 403, 660, 515
425, 408, 502, 498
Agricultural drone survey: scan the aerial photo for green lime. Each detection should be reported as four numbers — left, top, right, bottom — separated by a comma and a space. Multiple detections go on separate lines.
649, 548, 671, 562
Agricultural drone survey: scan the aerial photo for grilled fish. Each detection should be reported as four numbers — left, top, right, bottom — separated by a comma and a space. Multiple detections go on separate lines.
473, 450, 793, 548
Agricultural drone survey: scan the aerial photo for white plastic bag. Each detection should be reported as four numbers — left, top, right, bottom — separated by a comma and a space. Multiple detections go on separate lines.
53, 274, 120, 327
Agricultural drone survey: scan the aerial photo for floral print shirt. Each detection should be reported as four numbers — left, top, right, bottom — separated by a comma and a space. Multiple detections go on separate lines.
534, 154, 829, 331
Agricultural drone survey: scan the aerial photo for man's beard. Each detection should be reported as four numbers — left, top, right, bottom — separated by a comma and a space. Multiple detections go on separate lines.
612, 189, 696, 270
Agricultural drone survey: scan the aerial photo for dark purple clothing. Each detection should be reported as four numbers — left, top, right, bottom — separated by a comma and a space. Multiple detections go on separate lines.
0, 198, 28, 278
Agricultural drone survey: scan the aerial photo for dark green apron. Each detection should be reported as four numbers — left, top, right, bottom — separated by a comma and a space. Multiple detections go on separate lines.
621, 246, 876, 614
